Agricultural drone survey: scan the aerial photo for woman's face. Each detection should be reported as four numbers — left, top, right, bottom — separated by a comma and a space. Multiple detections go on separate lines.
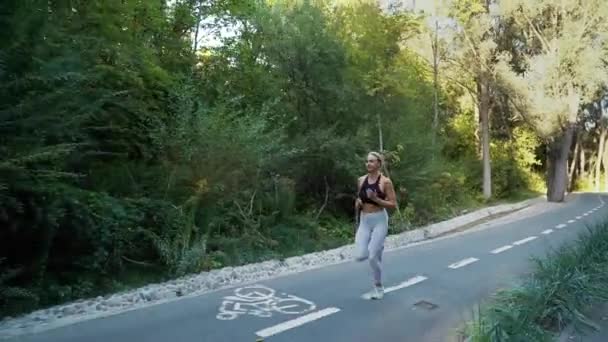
366, 154, 381, 172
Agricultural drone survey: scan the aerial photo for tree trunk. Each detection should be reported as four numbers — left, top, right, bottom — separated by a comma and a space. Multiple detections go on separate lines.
479, 81, 491, 200
604, 147, 608, 192
580, 147, 586, 177
568, 136, 580, 191
547, 124, 575, 202
431, 19, 439, 150
192, 2, 202, 52
603, 137, 608, 191
377, 112, 383, 152
595, 124, 606, 191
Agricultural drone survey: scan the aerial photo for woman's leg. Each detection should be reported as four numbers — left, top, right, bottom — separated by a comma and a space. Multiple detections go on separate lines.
354, 216, 371, 262
368, 212, 389, 286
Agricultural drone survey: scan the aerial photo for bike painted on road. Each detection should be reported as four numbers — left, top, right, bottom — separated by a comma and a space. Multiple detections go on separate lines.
216, 284, 316, 320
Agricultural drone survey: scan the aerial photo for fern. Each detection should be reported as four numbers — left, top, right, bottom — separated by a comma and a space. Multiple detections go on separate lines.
141, 198, 209, 277
143, 228, 208, 277
0, 143, 84, 167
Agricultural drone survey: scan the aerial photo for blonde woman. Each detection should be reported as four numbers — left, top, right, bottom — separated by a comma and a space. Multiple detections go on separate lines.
355, 151, 397, 300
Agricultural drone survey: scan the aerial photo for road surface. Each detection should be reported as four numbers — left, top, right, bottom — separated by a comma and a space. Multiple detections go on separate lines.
5, 193, 608, 342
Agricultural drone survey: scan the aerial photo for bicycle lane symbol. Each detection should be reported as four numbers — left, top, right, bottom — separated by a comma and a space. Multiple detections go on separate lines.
216, 284, 316, 320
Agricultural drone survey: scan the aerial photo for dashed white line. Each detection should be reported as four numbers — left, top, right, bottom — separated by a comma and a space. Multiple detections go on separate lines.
513, 236, 538, 245
576, 216, 582, 220
584, 213, 589, 216
384, 275, 428, 293
491, 245, 513, 254
568, 219, 576, 223
541, 229, 554, 235
448, 257, 479, 269
256, 307, 341, 338
556, 224, 567, 229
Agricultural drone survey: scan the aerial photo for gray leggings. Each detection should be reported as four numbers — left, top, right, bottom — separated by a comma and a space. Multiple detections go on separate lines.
355, 210, 389, 285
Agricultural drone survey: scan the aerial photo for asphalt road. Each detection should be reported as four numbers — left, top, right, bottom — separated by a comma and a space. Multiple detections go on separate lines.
5, 193, 608, 342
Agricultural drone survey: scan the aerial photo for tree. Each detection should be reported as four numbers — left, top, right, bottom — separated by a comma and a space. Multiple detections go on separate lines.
496, 0, 608, 202
446, 0, 500, 200
407, 1, 452, 153
331, 1, 421, 159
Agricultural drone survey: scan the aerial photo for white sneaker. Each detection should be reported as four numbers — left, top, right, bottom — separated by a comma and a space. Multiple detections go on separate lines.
362, 286, 384, 300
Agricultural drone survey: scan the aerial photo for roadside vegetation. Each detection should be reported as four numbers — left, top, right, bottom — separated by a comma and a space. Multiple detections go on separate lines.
466, 219, 608, 341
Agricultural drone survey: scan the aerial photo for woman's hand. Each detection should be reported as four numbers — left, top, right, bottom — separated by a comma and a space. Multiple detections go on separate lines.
355, 198, 363, 210
366, 180, 397, 209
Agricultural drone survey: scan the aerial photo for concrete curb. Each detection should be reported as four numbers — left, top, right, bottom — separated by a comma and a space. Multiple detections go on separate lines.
0, 196, 544, 339
391, 196, 542, 245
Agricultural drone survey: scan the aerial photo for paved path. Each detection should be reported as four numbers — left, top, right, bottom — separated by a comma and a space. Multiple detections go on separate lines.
5, 193, 608, 342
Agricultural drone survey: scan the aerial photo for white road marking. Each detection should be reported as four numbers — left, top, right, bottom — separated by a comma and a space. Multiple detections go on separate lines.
448, 257, 479, 269
513, 236, 538, 245
490, 245, 513, 254
256, 307, 341, 338
576, 216, 582, 220
584, 213, 589, 216
542, 229, 554, 235
216, 285, 316, 321
384, 275, 428, 294
568, 219, 576, 223
556, 224, 567, 229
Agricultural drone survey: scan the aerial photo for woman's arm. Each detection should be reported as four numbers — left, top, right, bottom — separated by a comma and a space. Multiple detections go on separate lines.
355, 177, 364, 209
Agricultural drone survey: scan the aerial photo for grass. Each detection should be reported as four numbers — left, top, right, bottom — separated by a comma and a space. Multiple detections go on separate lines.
466, 218, 608, 342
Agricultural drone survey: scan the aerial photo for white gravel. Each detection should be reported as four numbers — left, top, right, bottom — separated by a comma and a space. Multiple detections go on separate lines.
0, 197, 545, 339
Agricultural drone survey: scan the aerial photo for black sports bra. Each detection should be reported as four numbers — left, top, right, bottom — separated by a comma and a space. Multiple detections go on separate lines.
359, 175, 386, 205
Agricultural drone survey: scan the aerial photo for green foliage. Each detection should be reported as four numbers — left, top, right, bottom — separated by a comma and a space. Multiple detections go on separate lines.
491, 127, 544, 197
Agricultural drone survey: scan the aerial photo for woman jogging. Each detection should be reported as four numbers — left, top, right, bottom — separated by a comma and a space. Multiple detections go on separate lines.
355, 151, 397, 300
